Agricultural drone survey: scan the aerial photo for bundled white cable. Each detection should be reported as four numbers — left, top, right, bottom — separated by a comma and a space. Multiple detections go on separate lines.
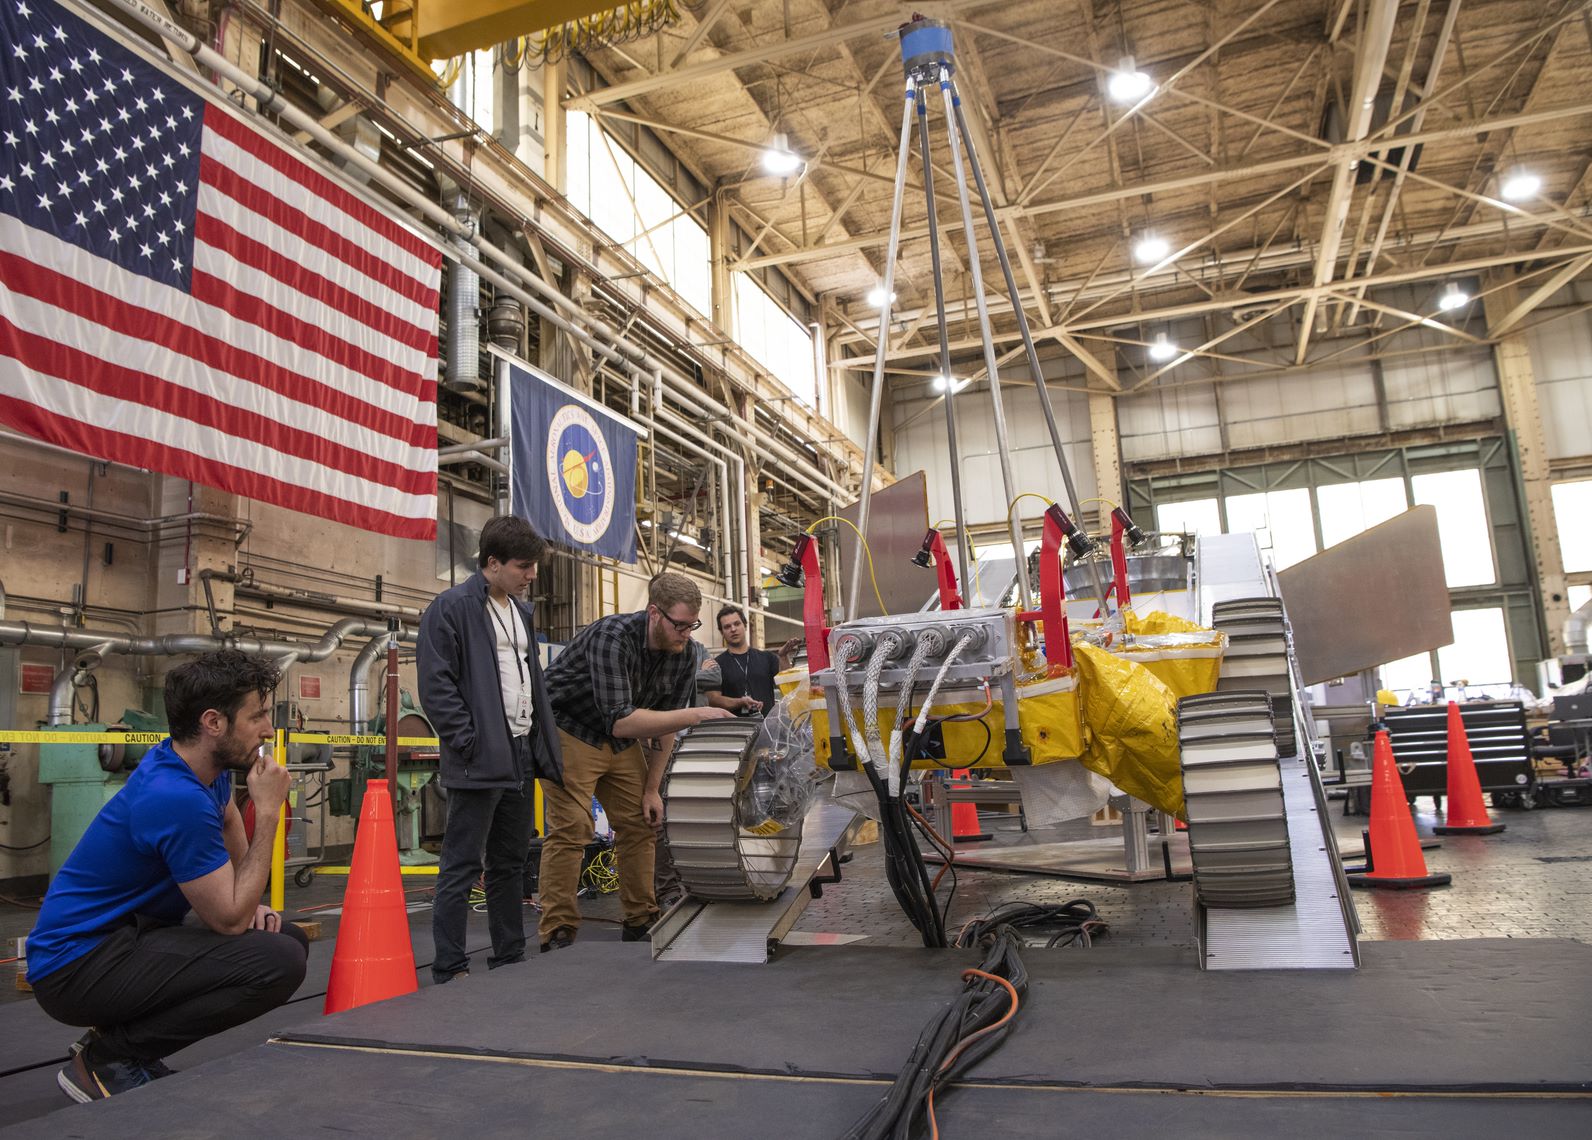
912, 633, 976, 738
862, 645, 892, 778
887, 636, 935, 796
830, 649, 873, 774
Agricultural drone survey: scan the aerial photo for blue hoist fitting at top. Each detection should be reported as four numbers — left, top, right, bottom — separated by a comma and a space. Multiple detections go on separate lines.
898, 17, 956, 82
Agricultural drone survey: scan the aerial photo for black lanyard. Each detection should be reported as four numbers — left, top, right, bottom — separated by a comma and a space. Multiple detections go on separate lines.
488, 599, 526, 684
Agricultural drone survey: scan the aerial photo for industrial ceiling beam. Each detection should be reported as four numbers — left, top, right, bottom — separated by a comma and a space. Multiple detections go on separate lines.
737, 101, 1592, 271
1485, 251, 1592, 336
1294, 0, 1398, 366
836, 244, 1592, 362
839, 212, 1592, 353
565, 0, 999, 110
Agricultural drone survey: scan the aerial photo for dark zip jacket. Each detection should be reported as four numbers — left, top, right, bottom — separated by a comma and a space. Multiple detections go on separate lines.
416, 572, 563, 790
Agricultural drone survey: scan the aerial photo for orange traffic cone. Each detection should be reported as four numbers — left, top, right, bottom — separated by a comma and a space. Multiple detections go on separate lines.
948, 770, 991, 843
1347, 732, 1452, 890
1433, 702, 1506, 836
324, 780, 418, 1014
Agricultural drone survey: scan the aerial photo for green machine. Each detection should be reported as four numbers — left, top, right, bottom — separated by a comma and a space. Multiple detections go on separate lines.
347, 688, 441, 863
38, 709, 166, 877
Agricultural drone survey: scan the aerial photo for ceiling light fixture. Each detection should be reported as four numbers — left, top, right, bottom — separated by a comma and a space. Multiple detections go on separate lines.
762, 132, 801, 175
867, 284, 897, 308
1107, 57, 1153, 103
1148, 335, 1178, 363
1437, 283, 1470, 311
1499, 169, 1541, 202
1133, 233, 1170, 264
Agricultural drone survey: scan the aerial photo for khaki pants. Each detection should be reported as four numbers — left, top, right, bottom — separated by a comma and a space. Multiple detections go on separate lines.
538, 730, 656, 938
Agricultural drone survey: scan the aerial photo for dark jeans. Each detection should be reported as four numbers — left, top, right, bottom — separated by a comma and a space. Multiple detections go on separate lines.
432, 745, 534, 982
31, 915, 309, 1064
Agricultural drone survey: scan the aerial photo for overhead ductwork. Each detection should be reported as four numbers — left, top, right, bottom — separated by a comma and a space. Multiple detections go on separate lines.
1, 618, 419, 727
446, 200, 483, 392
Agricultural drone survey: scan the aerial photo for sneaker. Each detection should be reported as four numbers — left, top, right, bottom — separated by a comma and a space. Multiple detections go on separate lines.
140, 1059, 179, 1080
433, 969, 470, 985
57, 1049, 153, 1103
620, 919, 653, 943
538, 925, 575, 953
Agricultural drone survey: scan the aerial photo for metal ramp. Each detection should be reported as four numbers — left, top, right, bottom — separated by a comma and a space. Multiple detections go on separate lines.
1194, 533, 1361, 970
651, 799, 864, 963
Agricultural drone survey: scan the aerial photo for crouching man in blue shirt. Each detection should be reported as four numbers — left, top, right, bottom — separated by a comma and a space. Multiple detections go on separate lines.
27, 650, 308, 1102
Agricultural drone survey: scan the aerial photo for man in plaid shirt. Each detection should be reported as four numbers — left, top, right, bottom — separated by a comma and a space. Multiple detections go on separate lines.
538, 571, 734, 949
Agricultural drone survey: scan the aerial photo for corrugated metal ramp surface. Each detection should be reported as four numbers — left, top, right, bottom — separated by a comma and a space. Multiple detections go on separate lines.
655, 800, 862, 964
1196, 533, 1360, 970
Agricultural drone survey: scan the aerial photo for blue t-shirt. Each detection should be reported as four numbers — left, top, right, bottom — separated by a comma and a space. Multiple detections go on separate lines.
27, 739, 233, 981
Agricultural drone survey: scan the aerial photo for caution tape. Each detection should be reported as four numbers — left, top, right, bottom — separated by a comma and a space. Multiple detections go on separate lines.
287, 733, 440, 748
0, 731, 440, 747
0, 731, 167, 744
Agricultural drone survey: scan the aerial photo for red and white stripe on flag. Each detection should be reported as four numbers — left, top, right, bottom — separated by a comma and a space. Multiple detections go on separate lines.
0, 3, 440, 540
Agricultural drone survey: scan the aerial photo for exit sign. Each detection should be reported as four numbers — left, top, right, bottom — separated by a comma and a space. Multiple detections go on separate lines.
20, 663, 53, 694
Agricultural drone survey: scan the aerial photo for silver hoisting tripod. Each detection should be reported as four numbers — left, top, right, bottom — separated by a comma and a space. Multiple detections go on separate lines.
848, 17, 1108, 620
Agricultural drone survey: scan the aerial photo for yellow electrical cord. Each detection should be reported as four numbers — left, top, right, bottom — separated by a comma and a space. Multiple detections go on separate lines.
1077, 496, 1120, 515
807, 515, 888, 615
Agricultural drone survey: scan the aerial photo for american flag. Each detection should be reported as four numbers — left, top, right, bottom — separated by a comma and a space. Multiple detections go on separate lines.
0, 0, 441, 540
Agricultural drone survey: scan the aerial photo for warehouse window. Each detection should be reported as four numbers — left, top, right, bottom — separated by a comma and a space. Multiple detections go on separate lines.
1225, 488, 1317, 570
1317, 478, 1408, 548
565, 111, 713, 316
1411, 469, 1495, 587
1436, 608, 1513, 696
1552, 479, 1592, 573
1380, 650, 1439, 703
732, 273, 817, 408
1155, 498, 1220, 535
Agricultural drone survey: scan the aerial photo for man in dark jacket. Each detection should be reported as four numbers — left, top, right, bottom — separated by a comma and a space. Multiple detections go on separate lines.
417, 516, 563, 985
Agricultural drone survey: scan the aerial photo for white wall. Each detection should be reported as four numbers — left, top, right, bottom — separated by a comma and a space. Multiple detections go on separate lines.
890, 361, 1096, 529
1525, 283, 1592, 464
1117, 290, 1504, 462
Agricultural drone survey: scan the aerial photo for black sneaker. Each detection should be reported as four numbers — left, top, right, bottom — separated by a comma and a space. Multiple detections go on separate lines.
141, 1059, 179, 1080
538, 925, 575, 953
57, 1049, 153, 1102
620, 919, 653, 943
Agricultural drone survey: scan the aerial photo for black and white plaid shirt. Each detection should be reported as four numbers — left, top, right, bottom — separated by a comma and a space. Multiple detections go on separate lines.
545, 611, 699, 750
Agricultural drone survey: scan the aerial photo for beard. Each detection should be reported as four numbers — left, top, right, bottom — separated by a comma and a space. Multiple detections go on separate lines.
217, 731, 263, 771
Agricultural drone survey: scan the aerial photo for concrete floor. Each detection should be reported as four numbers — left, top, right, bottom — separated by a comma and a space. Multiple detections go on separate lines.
1, 790, 1588, 1132
4, 791, 1590, 1006
790, 794, 1592, 950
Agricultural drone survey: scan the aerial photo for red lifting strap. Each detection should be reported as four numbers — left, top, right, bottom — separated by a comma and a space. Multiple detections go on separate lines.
928, 530, 963, 611
1039, 509, 1074, 672
798, 536, 831, 674
1109, 511, 1132, 611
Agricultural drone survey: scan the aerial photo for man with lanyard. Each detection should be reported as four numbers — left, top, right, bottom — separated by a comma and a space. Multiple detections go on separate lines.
418, 515, 563, 985
701, 604, 801, 717
28, 650, 307, 1101
538, 571, 734, 949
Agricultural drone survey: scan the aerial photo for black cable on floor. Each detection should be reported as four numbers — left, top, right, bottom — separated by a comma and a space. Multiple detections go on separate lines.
839, 923, 1031, 1140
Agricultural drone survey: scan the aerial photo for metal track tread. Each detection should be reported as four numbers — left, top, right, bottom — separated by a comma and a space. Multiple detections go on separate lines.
1193, 534, 1360, 969
1179, 691, 1295, 909
662, 719, 803, 903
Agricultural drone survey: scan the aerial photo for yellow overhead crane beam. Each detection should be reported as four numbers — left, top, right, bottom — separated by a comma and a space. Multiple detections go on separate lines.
311, 1, 664, 75
415, 0, 644, 60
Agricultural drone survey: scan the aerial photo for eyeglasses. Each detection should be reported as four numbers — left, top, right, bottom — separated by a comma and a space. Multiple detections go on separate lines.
656, 609, 702, 634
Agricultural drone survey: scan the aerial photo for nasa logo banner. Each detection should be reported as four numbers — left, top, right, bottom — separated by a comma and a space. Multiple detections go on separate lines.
506, 358, 638, 563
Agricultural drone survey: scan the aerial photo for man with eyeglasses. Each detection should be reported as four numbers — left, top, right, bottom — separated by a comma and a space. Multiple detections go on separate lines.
538, 571, 734, 950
